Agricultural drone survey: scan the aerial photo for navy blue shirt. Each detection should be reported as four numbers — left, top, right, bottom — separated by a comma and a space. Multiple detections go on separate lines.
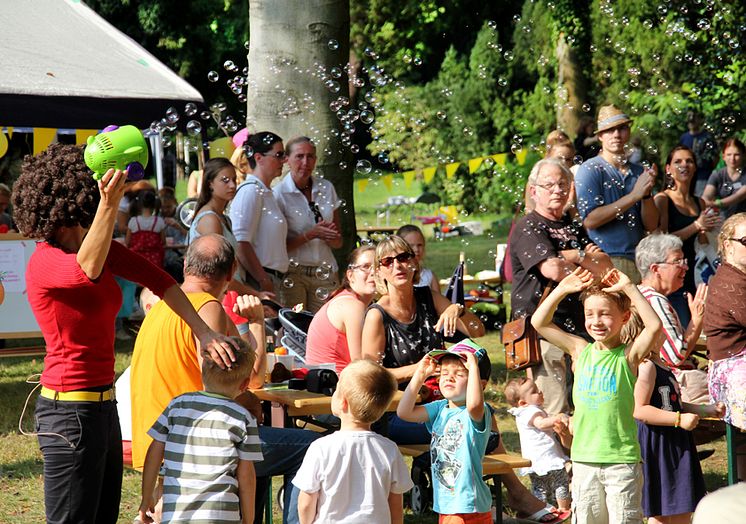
575, 156, 644, 259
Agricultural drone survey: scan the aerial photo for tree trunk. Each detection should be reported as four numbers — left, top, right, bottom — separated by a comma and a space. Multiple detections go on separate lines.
247, 0, 356, 268
556, 32, 587, 137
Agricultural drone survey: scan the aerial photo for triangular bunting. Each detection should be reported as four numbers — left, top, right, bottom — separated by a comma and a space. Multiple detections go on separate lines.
76, 129, 99, 145
402, 170, 416, 188
515, 149, 528, 166
423, 167, 437, 183
468, 157, 484, 173
492, 153, 507, 167
33, 128, 58, 155
357, 179, 369, 193
5, 127, 13, 139
381, 174, 394, 191
445, 162, 460, 179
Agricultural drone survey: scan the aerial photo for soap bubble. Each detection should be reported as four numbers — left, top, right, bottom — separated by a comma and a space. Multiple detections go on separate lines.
315, 266, 331, 281
360, 110, 375, 124
184, 103, 198, 116
355, 160, 372, 175
207, 71, 219, 82
186, 120, 202, 136
282, 278, 295, 289
166, 107, 179, 124
224, 60, 236, 72
315, 287, 330, 301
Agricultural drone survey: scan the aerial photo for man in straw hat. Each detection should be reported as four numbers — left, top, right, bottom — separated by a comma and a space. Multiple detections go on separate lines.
574, 104, 658, 282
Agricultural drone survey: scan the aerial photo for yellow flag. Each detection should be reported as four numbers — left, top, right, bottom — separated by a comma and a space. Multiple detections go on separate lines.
209, 137, 235, 159
423, 167, 436, 183
445, 162, 460, 179
33, 128, 58, 155
492, 153, 507, 167
357, 179, 369, 193
402, 170, 415, 188
0, 132, 8, 159
5, 127, 13, 139
468, 157, 484, 173
382, 174, 394, 191
515, 149, 529, 166
75, 129, 99, 145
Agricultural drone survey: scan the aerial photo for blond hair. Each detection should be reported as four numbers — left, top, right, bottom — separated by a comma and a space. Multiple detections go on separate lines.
373, 235, 419, 295
337, 359, 397, 424
580, 285, 631, 313
504, 377, 529, 407
718, 212, 746, 257
201, 336, 256, 391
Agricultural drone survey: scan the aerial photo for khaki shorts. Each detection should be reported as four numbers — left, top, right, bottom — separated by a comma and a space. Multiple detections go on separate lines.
609, 257, 641, 284
572, 462, 643, 524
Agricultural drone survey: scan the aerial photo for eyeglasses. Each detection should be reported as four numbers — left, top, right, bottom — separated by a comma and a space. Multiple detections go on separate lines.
534, 181, 570, 193
349, 263, 373, 273
309, 201, 323, 223
728, 237, 746, 247
261, 150, 287, 160
658, 258, 688, 268
379, 252, 414, 268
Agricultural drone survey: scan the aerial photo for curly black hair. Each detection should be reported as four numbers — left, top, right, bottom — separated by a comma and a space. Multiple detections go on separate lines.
12, 143, 99, 241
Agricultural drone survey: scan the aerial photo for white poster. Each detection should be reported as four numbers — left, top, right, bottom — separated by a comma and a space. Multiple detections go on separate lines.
0, 242, 26, 293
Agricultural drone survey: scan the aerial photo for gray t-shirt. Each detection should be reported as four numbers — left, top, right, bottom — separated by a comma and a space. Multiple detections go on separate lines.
706, 167, 746, 217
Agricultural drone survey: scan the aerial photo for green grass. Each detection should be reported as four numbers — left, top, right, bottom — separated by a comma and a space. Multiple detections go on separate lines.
0, 181, 730, 522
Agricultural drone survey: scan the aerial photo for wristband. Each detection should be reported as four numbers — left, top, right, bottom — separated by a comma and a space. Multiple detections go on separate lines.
715, 198, 723, 208
674, 411, 681, 428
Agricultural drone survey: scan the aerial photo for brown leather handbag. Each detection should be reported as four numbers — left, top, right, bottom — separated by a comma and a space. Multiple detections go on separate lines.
502, 285, 553, 371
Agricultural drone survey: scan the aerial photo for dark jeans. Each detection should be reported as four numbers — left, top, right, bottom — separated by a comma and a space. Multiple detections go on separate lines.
35, 396, 123, 524
253, 426, 321, 524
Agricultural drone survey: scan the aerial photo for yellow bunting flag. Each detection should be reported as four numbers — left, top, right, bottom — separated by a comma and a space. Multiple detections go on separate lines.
5, 127, 13, 139
0, 132, 8, 159
357, 179, 369, 193
515, 148, 529, 166
381, 174, 394, 191
468, 157, 484, 173
445, 162, 460, 179
402, 170, 416, 188
75, 129, 98, 145
33, 128, 57, 155
209, 136, 235, 159
423, 166, 437, 183
492, 153, 507, 167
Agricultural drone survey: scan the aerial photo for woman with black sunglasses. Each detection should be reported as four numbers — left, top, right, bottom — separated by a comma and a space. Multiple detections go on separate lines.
275, 136, 342, 312
228, 131, 291, 302
703, 212, 746, 480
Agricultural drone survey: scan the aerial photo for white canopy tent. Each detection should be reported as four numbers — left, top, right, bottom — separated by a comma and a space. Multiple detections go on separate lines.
0, 0, 204, 129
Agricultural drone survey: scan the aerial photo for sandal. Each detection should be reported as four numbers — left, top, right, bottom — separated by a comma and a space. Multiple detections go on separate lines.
521, 505, 571, 523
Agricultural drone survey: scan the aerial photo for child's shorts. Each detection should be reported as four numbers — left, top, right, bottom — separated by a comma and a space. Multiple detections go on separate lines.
439, 511, 492, 524
529, 468, 570, 504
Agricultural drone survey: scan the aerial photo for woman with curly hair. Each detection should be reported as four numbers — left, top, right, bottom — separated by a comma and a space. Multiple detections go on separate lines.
12, 143, 239, 524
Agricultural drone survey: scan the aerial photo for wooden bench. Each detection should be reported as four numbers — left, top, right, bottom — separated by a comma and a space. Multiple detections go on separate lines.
398, 443, 531, 523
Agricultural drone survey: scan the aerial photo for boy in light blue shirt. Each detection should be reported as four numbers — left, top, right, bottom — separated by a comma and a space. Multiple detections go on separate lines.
398, 339, 493, 523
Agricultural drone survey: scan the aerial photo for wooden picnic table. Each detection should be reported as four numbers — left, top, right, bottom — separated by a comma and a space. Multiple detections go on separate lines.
356, 225, 398, 238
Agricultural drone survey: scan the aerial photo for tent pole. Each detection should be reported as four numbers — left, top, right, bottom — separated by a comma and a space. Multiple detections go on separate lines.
149, 132, 164, 190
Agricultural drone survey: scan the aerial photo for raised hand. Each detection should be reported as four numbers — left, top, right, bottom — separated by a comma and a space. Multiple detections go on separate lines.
234, 294, 264, 323
687, 283, 707, 321
558, 267, 594, 294
199, 330, 238, 369
601, 268, 632, 293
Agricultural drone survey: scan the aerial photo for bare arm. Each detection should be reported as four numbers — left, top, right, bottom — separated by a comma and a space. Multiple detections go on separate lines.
286, 221, 341, 251
532, 412, 562, 431
583, 166, 657, 231
464, 352, 485, 423
633, 360, 699, 429
432, 291, 485, 338
654, 193, 669, 233
177, 294, 236, 369
233, 294, 266, 389
396, 356, 437, 423
138, 440, 165, 524
337, 299, 366, 361
428, 268, 441, 294
531, 268, 592, 360
194, 212, 224, 237
388, 492, 404, 524
718, 184, 746, 207
298, 491, 319, 524
77, 169, 126, 279
237, 459, 256, 524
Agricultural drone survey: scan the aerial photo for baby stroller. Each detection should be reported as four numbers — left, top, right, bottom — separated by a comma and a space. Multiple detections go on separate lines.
277, 308, 313, 363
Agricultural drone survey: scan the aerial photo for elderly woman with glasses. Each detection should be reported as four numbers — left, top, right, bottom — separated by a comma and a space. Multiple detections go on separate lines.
275, 136, 342, 312
228, 131, 290, 301
305, 246, 376, 373
635, 233, 709, 403
511, 158, 613, 416
703, 212, 746, 479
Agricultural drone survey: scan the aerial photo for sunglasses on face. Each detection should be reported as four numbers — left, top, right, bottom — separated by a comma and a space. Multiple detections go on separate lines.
379, 252, 414, 268
262, 150, 287, 160
729, 237, 746, 247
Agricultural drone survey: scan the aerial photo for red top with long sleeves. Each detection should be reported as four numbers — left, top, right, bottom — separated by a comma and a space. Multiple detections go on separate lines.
26, 240, 175, 391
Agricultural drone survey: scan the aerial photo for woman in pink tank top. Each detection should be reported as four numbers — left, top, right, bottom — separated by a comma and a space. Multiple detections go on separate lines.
306, 246, 376, 373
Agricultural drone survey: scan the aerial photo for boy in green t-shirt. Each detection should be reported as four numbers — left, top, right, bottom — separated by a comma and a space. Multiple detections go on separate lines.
532, 268, 663, 524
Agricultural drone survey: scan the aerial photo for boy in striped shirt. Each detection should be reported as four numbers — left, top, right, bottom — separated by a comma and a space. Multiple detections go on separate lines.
138, 337, 263, 524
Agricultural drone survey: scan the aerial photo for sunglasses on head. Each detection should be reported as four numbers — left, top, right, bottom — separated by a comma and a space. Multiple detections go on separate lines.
379, 252, 414, 268
729, 237, 746, 247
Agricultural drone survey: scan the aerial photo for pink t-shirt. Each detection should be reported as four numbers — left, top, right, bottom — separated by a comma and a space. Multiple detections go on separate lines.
305, 290, 352, 373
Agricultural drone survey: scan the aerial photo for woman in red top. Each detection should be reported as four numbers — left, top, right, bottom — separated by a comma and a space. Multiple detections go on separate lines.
12, 144, 237, 524
305, 245, 377, 373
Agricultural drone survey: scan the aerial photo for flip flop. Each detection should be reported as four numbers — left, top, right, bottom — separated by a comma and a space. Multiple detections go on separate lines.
521, 506, 571, 524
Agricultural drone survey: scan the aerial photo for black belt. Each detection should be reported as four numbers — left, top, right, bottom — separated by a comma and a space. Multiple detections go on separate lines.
263, 267, 286, 279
